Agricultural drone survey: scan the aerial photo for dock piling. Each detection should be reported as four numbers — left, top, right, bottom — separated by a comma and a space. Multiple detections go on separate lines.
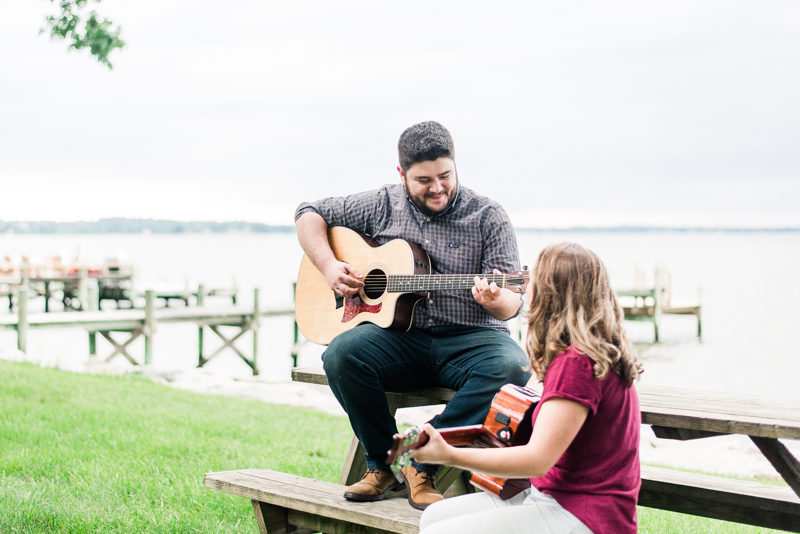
291, 282, 299, 367
17, 286, 28, 353
87, 279, 99, 359
252, 287, 260, 375
144, 290, 155, 365
197, 284, 205, 367
78, 268, 89, 311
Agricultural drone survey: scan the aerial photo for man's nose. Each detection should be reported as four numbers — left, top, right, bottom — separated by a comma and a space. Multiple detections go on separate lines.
429, 179, 444, 193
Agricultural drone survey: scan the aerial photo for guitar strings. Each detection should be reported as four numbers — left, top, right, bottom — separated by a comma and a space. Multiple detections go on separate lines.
360, 274, 527, 290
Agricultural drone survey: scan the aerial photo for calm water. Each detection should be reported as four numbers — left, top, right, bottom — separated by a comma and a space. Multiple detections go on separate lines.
2, 231, 799, 400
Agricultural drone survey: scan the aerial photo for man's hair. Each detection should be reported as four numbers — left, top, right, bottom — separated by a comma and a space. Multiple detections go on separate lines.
525, 242, 644, 387
397, 121, 455, 172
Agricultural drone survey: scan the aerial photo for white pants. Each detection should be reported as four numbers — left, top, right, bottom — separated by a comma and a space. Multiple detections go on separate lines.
419, 487, 594, 534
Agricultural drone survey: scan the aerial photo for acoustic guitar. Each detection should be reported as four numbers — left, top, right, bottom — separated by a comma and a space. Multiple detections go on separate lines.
386, 384, 541, 500
295, 226, 529, 345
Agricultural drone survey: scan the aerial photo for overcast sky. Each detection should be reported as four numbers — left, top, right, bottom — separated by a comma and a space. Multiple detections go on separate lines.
2, 1, 798, 228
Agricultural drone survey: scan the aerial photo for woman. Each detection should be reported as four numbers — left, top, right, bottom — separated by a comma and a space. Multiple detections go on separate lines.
414, 242, 644, 534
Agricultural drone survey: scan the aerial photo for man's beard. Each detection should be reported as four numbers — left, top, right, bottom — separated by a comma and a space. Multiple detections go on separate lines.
404, 184, 457, 217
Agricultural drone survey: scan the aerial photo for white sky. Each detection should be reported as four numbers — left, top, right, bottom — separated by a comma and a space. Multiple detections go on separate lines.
1, 1, 798, 228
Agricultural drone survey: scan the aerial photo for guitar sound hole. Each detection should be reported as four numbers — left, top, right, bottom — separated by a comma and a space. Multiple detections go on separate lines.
363, 269, 387, 300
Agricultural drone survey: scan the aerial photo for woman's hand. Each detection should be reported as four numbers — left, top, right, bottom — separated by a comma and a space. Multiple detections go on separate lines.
411, 424, 453, 465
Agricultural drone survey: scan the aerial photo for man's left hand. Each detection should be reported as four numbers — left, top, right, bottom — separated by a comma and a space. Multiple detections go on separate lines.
472, 269, 503, 306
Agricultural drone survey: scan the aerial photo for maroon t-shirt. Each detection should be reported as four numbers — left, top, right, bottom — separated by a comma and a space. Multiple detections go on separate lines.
530, 346, 641, 534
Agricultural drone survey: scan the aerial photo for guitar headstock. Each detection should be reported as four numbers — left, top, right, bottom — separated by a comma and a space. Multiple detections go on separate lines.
502, 270, 530, 294
386, 426, 429, 473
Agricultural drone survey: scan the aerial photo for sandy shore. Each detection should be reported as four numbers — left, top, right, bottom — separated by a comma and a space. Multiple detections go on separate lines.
3, 347, 797, 482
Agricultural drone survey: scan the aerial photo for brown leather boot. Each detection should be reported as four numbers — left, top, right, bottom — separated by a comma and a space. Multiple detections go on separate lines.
398, 465, 444, 510
343, 469, 404, 502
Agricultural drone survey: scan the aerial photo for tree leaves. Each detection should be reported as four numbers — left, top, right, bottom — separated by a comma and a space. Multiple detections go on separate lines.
41, 0, 125, 69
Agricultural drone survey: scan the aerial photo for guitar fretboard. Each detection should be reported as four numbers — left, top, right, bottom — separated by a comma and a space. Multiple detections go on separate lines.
386, 275, 516, 292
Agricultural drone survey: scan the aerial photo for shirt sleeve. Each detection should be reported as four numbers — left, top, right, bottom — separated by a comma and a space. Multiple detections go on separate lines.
480, 205, 521, 275
540, 352, 602, 416
294, 187, 387, 236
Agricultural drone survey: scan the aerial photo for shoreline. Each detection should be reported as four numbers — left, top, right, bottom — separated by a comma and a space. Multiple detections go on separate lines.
2, 347, 796, 483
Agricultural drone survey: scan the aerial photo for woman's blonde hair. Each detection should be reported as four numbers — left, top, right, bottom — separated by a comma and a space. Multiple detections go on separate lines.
525, 242, 643, 386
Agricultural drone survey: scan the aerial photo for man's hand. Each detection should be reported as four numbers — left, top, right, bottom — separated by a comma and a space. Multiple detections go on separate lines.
323, 261, 364, 298
472, 268, 523, 321
471, 268, 504, 307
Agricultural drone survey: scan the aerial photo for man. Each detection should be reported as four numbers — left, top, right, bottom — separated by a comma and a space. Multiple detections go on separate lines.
294, 121, 530, 510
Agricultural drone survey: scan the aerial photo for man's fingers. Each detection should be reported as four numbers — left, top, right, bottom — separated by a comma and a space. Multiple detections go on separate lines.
344, 264, 364, 279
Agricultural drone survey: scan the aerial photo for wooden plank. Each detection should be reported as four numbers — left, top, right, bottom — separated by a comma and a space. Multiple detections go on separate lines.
638, 384, 800, 439
651, 426, 726, 441
662, 305, 701, 315
292, 367, 455, 405
251, 500, 316, 534
0, 306, 293, 329
0, 310, 144, 330
292, 367, 329, 385
293, 368, 800, 439
288, 510, 402, 534
339, 436, 368, 486
252, 500, 287, 534
204, 469, 420, 534
751, 437, 800, 497
640, 465, 800, 532
616, 289, 655, 297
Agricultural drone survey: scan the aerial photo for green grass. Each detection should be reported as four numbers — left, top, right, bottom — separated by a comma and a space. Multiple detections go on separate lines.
0, 360, 352, 533
0, 359, 788, 533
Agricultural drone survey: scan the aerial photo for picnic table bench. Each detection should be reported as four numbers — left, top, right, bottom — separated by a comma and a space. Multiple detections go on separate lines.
206, 366, 800, 533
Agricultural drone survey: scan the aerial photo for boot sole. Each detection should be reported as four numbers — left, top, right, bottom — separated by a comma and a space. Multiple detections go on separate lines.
343, 481, 405, 502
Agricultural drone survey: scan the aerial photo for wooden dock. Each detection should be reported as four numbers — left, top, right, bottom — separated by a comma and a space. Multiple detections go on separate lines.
0, 287, 295, 375
617, 265, 702, 342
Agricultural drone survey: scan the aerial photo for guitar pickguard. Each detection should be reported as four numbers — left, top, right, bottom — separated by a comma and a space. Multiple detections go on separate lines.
341, 296, 382, 323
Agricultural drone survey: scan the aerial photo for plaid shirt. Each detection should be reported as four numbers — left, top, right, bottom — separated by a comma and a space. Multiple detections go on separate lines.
295, 182, 522, 333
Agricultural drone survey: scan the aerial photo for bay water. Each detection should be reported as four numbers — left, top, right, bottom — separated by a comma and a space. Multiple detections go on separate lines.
3, 230, 799, 478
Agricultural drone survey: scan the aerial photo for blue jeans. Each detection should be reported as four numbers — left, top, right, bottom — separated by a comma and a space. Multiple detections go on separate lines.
322, 323, 531, 475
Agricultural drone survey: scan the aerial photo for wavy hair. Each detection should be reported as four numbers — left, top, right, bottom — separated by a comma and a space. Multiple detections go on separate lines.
525, 242, 643, 386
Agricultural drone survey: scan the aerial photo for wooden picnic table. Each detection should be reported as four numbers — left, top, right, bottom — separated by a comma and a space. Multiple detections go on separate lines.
287, 367, 800, 532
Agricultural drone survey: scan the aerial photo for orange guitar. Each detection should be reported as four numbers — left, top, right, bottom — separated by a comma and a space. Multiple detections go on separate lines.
295, 226, 529, 345
386, 384, 541, 500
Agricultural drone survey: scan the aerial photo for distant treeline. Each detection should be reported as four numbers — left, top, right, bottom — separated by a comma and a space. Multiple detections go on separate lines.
0, 219, 294, 234
516, 226, 800, 233
0, 219, 796, 234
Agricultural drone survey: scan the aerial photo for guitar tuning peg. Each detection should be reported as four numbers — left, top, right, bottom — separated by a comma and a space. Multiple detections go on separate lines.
523, 265, 528, 271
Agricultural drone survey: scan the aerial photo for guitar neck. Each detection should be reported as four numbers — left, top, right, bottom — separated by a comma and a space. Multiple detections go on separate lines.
387, 424, 506, 468
387, 274, 513, 292
440, 425, 509, 449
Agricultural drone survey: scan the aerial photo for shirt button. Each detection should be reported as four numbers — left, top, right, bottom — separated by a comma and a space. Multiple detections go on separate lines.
428, 319, 433, 323
429, 299, 433, 304
426, 218, 430, 222
425, 239, 429, 244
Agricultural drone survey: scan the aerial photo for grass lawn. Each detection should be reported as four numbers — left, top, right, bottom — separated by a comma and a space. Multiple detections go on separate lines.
0, 359, 787, 533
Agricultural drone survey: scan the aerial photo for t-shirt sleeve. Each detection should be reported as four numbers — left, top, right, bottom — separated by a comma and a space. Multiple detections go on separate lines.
540, 352, 602, 415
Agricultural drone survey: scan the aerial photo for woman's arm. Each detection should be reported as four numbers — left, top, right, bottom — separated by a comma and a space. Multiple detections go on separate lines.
412, 398, 589, 479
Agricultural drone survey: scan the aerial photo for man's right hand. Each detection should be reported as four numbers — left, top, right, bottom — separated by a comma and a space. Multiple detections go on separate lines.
323, 261, 365, 298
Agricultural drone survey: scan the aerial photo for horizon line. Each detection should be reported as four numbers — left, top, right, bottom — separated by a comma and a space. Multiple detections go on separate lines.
1, 219, 798, 233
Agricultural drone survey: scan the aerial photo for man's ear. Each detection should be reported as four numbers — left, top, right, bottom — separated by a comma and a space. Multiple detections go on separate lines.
397, 165, 406, 184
